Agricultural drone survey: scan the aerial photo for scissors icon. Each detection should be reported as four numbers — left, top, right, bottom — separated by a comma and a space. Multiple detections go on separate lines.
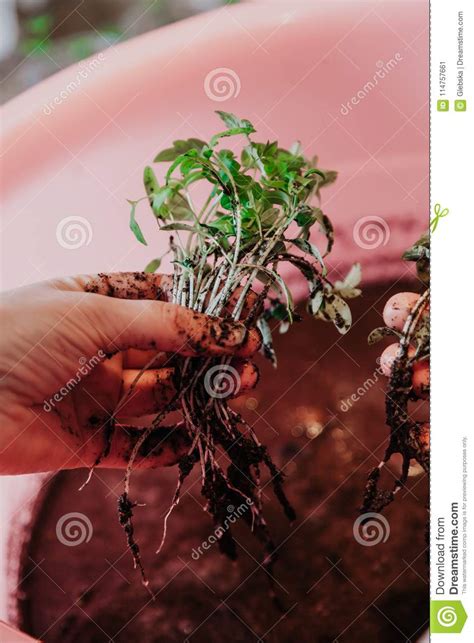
430, 203, 449, 233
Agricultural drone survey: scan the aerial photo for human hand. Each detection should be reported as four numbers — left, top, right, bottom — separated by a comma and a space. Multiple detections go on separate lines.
378, 290, 429, 459
378, 291, 430, 398
0, 273, 260, 475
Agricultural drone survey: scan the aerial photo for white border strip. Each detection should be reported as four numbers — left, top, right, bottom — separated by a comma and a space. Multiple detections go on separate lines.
431, 0, 473, 638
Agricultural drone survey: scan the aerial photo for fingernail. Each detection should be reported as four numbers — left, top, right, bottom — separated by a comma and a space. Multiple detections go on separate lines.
206, 319, 262, 358
210, 319, 247, 349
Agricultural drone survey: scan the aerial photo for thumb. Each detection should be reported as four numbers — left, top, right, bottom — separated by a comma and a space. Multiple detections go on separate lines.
84, 295, 261, 358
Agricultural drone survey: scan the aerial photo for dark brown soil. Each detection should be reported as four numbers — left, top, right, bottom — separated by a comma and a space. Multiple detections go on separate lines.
16, 284, 428, 642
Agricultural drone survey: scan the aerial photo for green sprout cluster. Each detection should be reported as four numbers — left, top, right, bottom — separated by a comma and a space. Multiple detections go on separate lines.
123, 111, 361, 589
129, 111, 360, 340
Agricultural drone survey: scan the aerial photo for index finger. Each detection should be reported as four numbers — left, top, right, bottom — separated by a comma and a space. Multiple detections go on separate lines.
80, 295, 262, 359
56, 272, 260, 318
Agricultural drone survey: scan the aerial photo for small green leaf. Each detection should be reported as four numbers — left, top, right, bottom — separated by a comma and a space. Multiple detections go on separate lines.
413, 317, 430, 350
402, 232, 430, 284
264, 189, 290, 206
289, 238, 325, 268
295, 205, 316, 227
161, 222, 199, 233
205, 216, 235, 236
334, 263, 362, 298
309, 287, 324, 315
143, 166, 159, 205
260, 207, 280, 228
154, 138, 206, 162
152, 187, 172, 216
144, 258, 161, 273
402, 245, 430, 261
320, 169, 337, 185
170, 193, 194, 220
367, 326, 401, 345
289, 141, 302, 156
215, 111, 255, 133
210, 127, 255, 148
154, 148, 182, 163
303, 168, 326, 180
256, 267, 294, 322
264, 300, 289, 322
339, 263, 361, 288
257, 317, 277, 368
313, 208, 334, 255
320, 294, 352, 334
128, 200, 147, 246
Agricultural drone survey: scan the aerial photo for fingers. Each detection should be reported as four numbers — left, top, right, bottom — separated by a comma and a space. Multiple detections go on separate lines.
56, 272, 173, 300
117, 368, 176, 416
382, 292, 426, 331
61, 272, 260, 318
0, 405, 185, 473
99, 424, 189, 469
123, 349, 168, 369
74, 353, 123, 427
379, 342, 429, 398
117, 359, 259, 416
227, 359, 259, 398
85, 296, 261, 358
84, 272, 173, 300
18, 407, 190, 472
380, 343, 402, 377
80, 273, 261, 315
380, 291, 429, 398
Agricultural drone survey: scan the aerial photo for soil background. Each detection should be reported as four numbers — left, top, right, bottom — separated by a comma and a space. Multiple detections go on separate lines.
16, 283, 429, 642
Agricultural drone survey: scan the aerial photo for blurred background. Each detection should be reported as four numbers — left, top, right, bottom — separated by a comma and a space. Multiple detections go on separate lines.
0, 0, 237, 102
